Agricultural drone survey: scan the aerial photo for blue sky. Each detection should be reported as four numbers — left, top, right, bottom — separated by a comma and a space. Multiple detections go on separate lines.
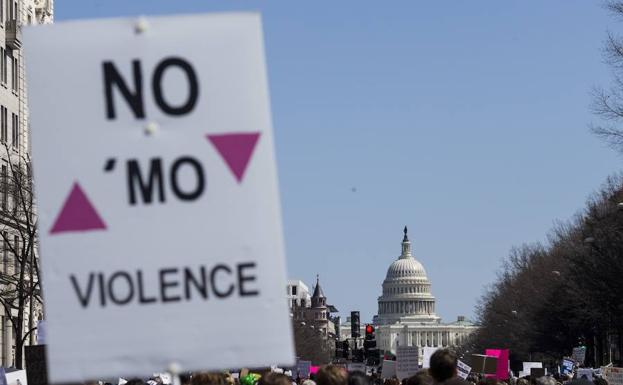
58, 1, 621, 323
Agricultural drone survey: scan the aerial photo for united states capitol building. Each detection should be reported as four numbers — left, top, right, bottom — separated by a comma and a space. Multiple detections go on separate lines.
373, 227, 478, 354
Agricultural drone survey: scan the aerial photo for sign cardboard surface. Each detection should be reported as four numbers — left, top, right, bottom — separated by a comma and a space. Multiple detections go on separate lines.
457, 360, 472, 380
24, 13, 293, 382
381, 360, 396, 379
468, 355, 498, 374
603, 367, 623, 385
4, 370, 27, 385
347, 363, 366, 373
519, 362, 543, 378
562, 359, 574, 375
422, 347, 437, 369
577, 368, 594, 381
296, 361, 312, 379
573, 347, 587, 365
396, 346, 419, 380
530, 368, 545, 378
485, 349, 510, 380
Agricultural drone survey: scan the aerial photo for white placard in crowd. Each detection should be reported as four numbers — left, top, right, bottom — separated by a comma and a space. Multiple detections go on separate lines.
396, 346, 419, 380
297, 360, 312, 379
422, 347, 437, 369
573, 347, 587, 365
577, 368, 594, 381
347, 363, 366, 373
24, 13, 294, 382
457, 360, 472, 380
381, 360, 396, 379
4, 369, 27, 385
519, 362, 543, 377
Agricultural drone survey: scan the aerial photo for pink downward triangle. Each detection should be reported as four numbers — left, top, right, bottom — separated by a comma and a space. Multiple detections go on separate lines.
207, 132, 261, 183
50, 182, 107, 235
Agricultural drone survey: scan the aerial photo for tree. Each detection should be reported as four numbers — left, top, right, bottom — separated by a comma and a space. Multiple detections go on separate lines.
468, 175, 623, 367
0, 146, 41, 368
591, 1, 623, 151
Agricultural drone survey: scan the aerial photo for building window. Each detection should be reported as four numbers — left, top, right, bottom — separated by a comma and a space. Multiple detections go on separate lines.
2, 231, 6, 273
1, 164, 6, 211
1, 106, 6, 142
12, 235, 17, 273
292, 285, 297, 296
11, 57, 16, 92
2, 51, 7, 86
10, 113, 16, 148
0, 48, 4, 87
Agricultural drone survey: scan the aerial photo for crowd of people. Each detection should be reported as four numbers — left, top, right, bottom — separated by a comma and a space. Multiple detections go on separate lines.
103, 349, 611, 385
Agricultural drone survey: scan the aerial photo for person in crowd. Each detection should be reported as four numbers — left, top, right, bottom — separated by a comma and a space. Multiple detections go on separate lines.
316, 365, 348, 385
536, 376, 556, 385
429, 349, 459, 384
516, 378, 530, 385
192, 372, 229, 385
259, 372, 292, 385
406, 370, 433, 385
302, 379, 317, 385
348, 371, 371, 385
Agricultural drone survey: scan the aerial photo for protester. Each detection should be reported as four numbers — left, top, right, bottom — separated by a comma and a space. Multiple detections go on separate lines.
192, 372, 229, 385
348, 371, 371, 385
259, 372, 292, 385
316, 365, 348, 385
406, 370, 433, 385
429, 349, 458, 384
536, 376, 556, 385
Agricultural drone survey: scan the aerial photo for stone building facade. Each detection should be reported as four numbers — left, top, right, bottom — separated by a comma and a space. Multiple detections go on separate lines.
0, 0, 52, 367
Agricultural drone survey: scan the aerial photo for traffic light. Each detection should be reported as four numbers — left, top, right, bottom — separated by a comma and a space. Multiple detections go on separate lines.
351, 311, 360, 338
364, 324, 379, 366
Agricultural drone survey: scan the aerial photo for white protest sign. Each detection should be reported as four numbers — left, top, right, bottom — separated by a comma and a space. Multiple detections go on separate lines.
381, 360, 396, 379
603, 367, 623, 385
396, 346, 419, 380
457, 360, 471, 380
4, 369, 27, 385
347, 363, 366, 373
297, 360, 312, 379
577, 368, 594, 381
519, 362, 542, 378
573, 347, 587, 365
422, 347, 437, 369
24, 13, 294, 382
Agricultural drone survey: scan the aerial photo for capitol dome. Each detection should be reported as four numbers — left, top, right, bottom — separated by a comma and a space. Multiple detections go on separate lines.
385, 258, 427, 280
377, 227, 440, 324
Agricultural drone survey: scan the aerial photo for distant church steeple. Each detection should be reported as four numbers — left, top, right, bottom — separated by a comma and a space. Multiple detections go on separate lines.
401, 226, 412, 258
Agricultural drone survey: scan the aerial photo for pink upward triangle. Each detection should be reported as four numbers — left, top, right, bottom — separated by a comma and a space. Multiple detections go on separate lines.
207, 132, 261, 183
50, 182, 107, 235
